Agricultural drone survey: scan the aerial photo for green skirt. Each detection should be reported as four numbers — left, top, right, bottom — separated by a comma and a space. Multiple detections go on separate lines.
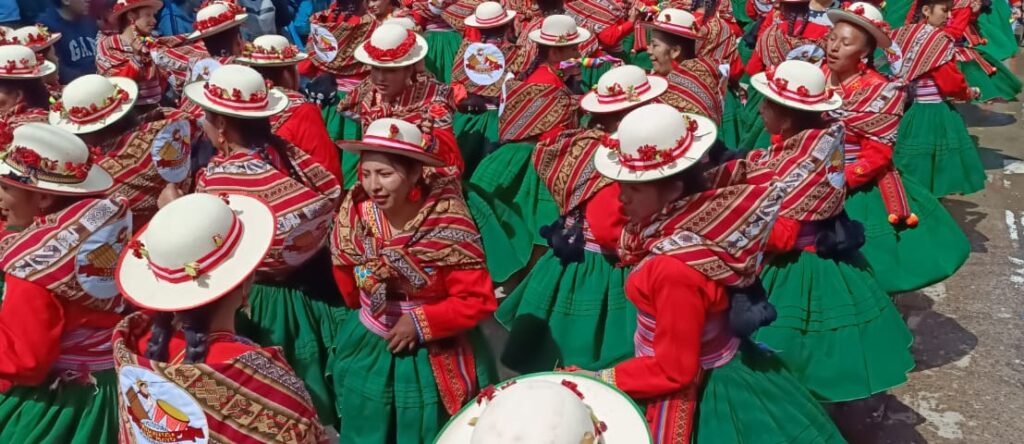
960, 52, 1023, 102
693, 350, 846, 443
883, 0, 912, 29
738, 87, 771, 153
496, 249, 636, 373
425, 30, 462, 84
0, 370, 118, 444
453, 109, 500, 178
465, 182, 534, 283
332, 314, 497, 443
581, 61, 615, 91
845, 177, 970, 294
322, 90, 363, 189
731, 0, 754, 27
894, 101, 986, 197
754, 251, 914, 402
466, 142, 557, 278
721, 88, 744, 151
237, 280, 350, 426
977, 0, 1019, 61
622, 33, 654, 72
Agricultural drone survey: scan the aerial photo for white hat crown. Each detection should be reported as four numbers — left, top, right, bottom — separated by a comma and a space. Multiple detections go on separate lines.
470, 380, 602, 444
252, 34, 291, 53
364, 118, 425, 150
615, 104, 697, 164
202, 64, 271, 110
194, 1, 244, 33
365, 24, 418, 60
656, 8, 697, 29
764, 60, 828, 103
9, 25, 51, 47
0, 45, 46, 75
141, 193, 239, 277
1, 123, 94, 184
595, 65, 655, 103
383, 16, 418, 31
473, 2, 511, 25
846, 2, 884, 23
539, 15, 583, 44
59, 74, 134, 125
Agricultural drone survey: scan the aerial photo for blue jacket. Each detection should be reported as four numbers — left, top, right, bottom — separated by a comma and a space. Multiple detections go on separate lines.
37, 7, 98, 83
157, 1, 196, 37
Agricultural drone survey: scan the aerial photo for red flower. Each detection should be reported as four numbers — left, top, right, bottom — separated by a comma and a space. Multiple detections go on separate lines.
475, 385, 497, 405
687, 117, 698, 133
428, 103, 447, 119
560, 380, 585, 400
218, 192, 231, 205
774, 78, 789, 91
796, 85, 809, 97
127, 240, 147, 259
601, 134, 620, 151
636, 144, 658, 161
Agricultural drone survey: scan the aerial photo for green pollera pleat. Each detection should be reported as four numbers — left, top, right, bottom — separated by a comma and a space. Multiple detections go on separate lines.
977, 0, 1019, 61
453, 109, 500, 178
960, 53, 1023, 103
894, 101, 986, 197
0, 369, 119, 444
424, 30, 462, 84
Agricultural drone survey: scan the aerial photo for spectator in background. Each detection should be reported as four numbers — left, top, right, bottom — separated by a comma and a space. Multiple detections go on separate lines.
0, 0, 21, 27
290, 0, 330, 43
37, 0, 98, 83
156, 0, 200, 36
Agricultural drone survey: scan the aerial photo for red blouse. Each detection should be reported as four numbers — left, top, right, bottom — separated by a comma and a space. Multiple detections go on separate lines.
610, 256, 729, 400
275, 101, 344, 184
584, 183, 627, 251
0, 276, 122, 391
929, 63, 974, 101
597, 19, 635, 48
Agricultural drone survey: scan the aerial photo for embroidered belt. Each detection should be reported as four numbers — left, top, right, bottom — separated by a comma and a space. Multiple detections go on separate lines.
358, 291, 427, 337
52, 326, 117, 377
914, 78, 942, 103
635, 310, 739, 369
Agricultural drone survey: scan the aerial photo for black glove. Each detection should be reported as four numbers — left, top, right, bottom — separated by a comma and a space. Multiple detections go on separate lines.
457, 94, 489, 114
302, 74, 339, 108
814, 212, 866, 260
727, 279, 777, 338
539, 215, 585, 266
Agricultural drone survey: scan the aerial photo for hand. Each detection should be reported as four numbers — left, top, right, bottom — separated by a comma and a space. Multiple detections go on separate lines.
157, 183, 184, 208
385, 314, 420, 354
628, 6, 641, 22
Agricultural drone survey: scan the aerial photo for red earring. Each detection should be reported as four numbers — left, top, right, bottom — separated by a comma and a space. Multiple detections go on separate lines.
857, 60, 868, 71
406, 185, 422, 203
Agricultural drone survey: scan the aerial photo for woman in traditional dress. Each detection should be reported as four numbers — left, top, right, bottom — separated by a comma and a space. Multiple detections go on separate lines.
112, 193, 325, 443
0, 123, 125, 443
237, 34, 342, 183
338, 23, 464, 185
465, 14, 586, 284
684, 1, 745, 148
893, 0, 986, 196
644, 9, 724, 124
741, 0, 830, 150
745, 57, 913, 405
408, 0, 464, 82
330, 118, 497, 443
369, 0, 407, 22
575, 103, 845, 443
451, 2, 526, 176
97, 0, 166, 113
183, 64, 344, 426
498, 65, 666, 374
836, 1, 970, 293
947, 0, 1022, 102
151, 1, 248, 98
49, 74, 194, 230
0, 45, 54, 126
563, 0, 640, 88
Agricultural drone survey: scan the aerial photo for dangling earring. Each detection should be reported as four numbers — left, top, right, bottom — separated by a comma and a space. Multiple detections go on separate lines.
857, 59, 868, 72
406, 184, 422, 202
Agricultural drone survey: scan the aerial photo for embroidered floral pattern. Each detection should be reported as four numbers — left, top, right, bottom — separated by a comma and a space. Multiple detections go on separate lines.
0, 145, 92, 183
363, 30, 417, 62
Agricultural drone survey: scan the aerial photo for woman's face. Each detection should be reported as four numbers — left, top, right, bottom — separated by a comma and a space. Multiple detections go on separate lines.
129, 6, 159, 35
648, 35, 679, 76
759, 98, 787, 137
923, 3, 951, 27
367, 0, 394, 18
826, 22, 870, 75
0, 183, 41, 228
359, 152, 421, 211
370, 66, 413, 99
619, 180, 680, 222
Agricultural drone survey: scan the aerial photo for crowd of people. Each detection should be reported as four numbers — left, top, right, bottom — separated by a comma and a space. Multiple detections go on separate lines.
0, 0, 1018, 442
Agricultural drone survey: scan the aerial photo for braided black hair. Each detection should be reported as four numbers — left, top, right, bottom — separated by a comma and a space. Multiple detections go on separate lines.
690, 0, 721, 25
911, 0, 953, 24
780, 2, 810, 37
203, 27, 242, 57
536, 0, 565, 15
334, 0, 367, 19
180, 308, 211, 364
144, 312, 175, 362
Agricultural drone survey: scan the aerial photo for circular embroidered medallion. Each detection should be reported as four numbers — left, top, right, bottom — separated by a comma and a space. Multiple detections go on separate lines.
75, 210, 132, 299
280, 201, 334, 267
189, 58, 223, 83
151, 120, 191, 184
787, 44, 825, 66
463, 43, 507, 86
118, 366, 210, 444
310, 25, 339, 63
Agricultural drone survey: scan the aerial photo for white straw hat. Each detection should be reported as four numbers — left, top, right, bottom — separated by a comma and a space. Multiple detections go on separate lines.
750, 60, 842, 112
594, 103, 717, 183
383, 16, 419, 32
116, 192, 276, 311
581, 65, 668, 113
186, 1, 248, 42
528, 15, 592, 47
354, 23, 429, 68
110, 0, 163, 19
183, 64, 289, 118
337, 118, 444, 166
49, 74, 139, 134
826, 2, 892, 48
646, 8, 702, 40
0, 44, 56, 79
436, 372, 651, 444
464, 1, 517, 29
0, 123, 113, 195
7, 25, 61, 52
236, 34, 309, 67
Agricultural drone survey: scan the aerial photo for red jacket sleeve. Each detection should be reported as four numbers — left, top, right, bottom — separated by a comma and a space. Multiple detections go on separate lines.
745, 49, 766, 77
845, 136, 893, 189
585, 183, 627, 251
276, 103, 344, 184
332, 266, 361, 309
609, 257, 717, 400
0, 276, 65, 391
597, 20, 636, 47
728, 53, 744, 84
930, 62, 974, 101
944, 8, 973, 40
765, 216, 800, 253
410, 268, 497, 342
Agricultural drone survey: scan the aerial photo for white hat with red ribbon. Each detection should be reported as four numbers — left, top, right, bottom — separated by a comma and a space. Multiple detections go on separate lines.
183, 64, 290, 119
750, 60, 842, 112
581, 65, 668, 114
354, 23, 429, 68
49, 74, 139, 134
528, 14, 592, 47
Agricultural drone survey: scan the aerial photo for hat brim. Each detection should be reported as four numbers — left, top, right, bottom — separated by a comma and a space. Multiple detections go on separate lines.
580, 75, 669, 114
48, 76, 139, 134
0, 162, 113, 196
528, 27, 593, 46
182, 83, 290, 119
644, 22, 703, 40
186, 14, 248, 42
435, 372, 651, 444
25, 33, 61, 52
353, 34, 428, 68
750, 73, 842, 112
116, 194, 276, 312
0, 60, 56, 79
236, 52, 309, 67
465, 11, 517, 29
337, 140, 446, 167
594, 113, 717, 183
110, 0, 164, 19
826, 10, 892, 48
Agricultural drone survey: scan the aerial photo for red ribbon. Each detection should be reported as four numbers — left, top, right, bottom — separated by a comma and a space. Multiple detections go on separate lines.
147, 215, 244, 283
596, 80, 653, 105
363, 30, 417, 62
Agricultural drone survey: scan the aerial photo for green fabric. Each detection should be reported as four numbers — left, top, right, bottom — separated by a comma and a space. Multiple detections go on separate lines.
496, 250, 636, 373
425, 30, 462, 84
883, 0, 912, 28
977, 0, 1019, 61
693, 350, 846, 444
845, 177, 970, 294
721, 88, 744, 151
237, 282, 349, 426
331, 314, 497, 443
732, 0, 754, 27
622, 33, 654, 72
960, 52, 1023, 102
465, 182, 534, 283
453, 109, 500, 178
894, 101, 986, 196
322, 90, 363, 189
581, 61, 615, 91
738, 87, 771, 153
754, 251, 914, 402
0, 369, 118, 444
